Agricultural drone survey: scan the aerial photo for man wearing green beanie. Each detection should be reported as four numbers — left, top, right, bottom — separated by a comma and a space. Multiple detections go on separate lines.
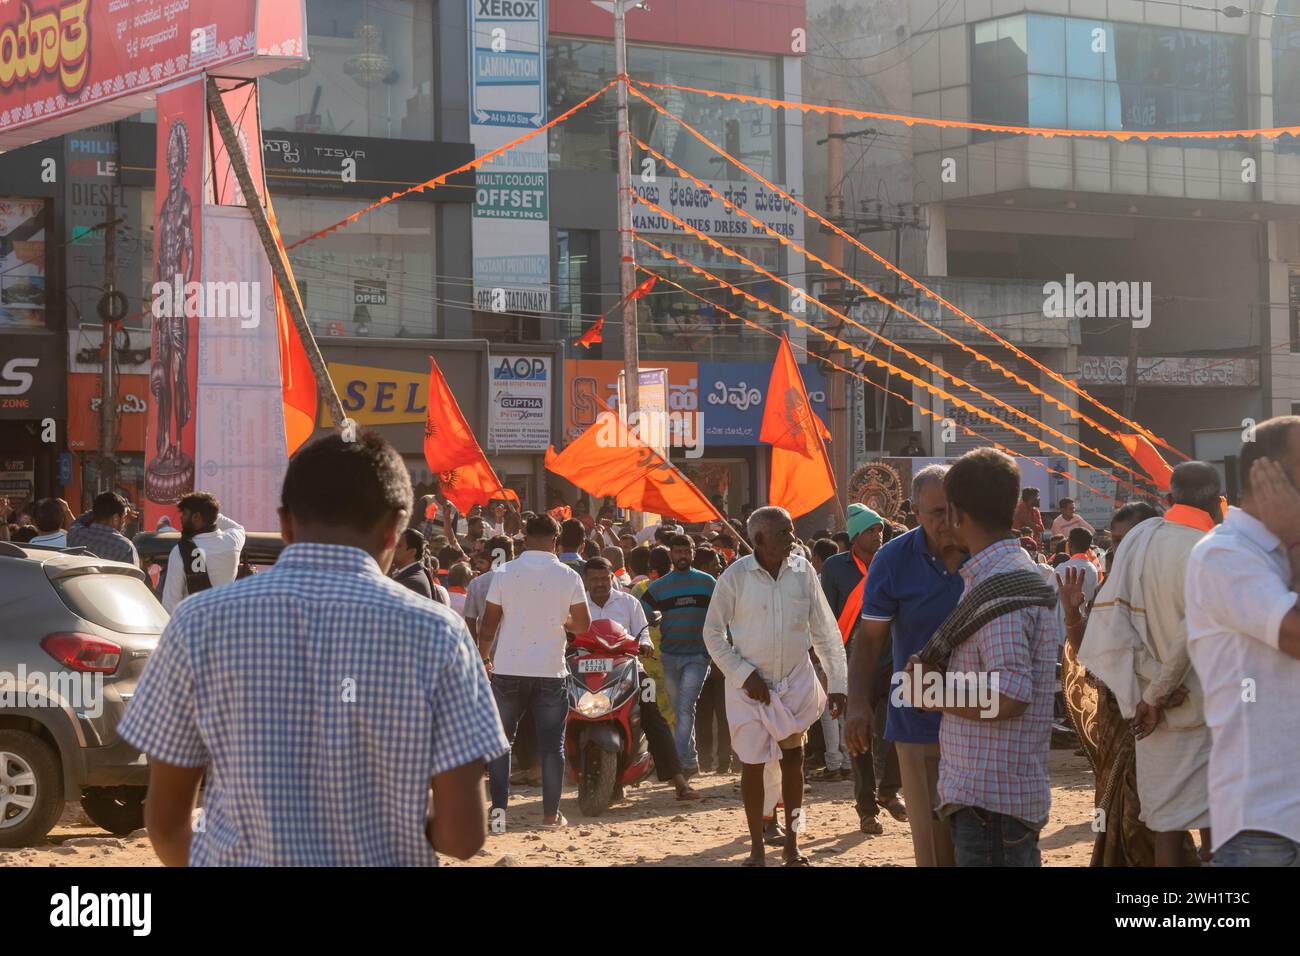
818, 503, 905, 832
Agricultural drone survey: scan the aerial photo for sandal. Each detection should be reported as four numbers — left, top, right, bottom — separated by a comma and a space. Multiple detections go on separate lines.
675, 786, 702, 801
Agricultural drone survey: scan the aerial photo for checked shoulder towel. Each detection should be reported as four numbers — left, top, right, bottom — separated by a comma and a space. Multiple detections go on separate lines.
918, 569, 1058, 670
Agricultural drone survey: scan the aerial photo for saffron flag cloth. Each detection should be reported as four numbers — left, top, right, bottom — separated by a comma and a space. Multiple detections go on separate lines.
265, 196, 317, 457
762, 335, 836, 518
544, 411, 717, 523
1118, 433, 1173, 491
576, 316, 604, 349
629, 275, 657, 300
548, 505, 572, 522
423, 357, 519, 512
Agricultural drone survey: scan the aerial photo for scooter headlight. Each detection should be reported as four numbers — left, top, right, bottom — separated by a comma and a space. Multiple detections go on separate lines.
576, 691, 612, 718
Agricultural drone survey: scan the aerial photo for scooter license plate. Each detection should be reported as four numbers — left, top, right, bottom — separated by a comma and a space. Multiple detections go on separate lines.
577, 658, 612, 673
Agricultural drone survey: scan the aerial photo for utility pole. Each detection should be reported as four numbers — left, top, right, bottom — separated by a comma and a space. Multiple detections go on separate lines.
614, 0, 640, 437
824, 102, 849, 529
99, 206, 117, 494
205, 78, 348, 431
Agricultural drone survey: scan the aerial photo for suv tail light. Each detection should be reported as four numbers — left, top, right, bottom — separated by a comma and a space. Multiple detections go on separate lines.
41, 632, 122, 674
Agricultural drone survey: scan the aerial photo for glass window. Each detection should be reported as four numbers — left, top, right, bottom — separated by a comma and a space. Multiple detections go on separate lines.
556, 230, 600, 346
1067, 78, 1106, 129
548, 39, 781, 181
273, 196, 438, 338
1028, 75, 1067, 128
261, 0, 435, 141
1027, 15, 1064, 77
0, 198, 50, 330
1065, 19, 1105, 80
1273, 3, 1300, 152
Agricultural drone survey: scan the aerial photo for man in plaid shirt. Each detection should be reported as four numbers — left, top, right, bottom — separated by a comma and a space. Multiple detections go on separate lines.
118, 432, 508, 866
67, 492, 140, 566
907, 448, 1060, 867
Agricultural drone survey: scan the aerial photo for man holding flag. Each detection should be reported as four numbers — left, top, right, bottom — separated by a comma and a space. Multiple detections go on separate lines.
819, 503, 905, 832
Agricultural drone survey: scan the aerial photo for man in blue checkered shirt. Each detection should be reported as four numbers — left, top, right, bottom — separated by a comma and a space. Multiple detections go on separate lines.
67, 492, 140, 566
118, 432, 508, 866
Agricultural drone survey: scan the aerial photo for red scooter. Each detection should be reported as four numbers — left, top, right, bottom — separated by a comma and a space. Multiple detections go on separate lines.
565, 615, 660, 816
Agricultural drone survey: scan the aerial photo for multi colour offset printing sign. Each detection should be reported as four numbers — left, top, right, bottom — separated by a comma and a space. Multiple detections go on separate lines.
468, 0, 551, 312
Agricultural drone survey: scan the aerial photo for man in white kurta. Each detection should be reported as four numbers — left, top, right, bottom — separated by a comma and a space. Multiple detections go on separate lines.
1081, 461, 1220, 865
702, 506, 847, 866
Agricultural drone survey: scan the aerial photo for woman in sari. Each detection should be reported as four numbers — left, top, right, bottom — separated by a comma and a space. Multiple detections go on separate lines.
1059, 502, 1162, 867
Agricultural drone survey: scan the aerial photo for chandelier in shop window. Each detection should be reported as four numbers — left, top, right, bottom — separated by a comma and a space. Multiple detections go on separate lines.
345, 23, 394, 87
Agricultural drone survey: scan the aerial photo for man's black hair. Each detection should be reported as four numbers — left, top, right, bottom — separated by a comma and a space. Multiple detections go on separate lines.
584, 556, 614, 575
178, 491, 221, 526
30, 498, 62, 533
832, 531, 850, 549
648, 545, 672, 577
484, 534, 514, 560
1239, 416, 1300, 496
1059, 497, 1075, 508
812, 538, 839, 562
944, 447, 1020, 532
559, 518, 586, 550
1067, 527, 1093, 553
627, 546, 650, 576
401, 528, 427, 560
581, 540, 601, 559
526, 514, 560, 538
281, 433, 410, 533
1021, 487, 1039, 502
92, 492, 128, 521
667, 533, 694, 550
438, 544, 465, 569
1112, 501, 1162, 529
448, 563, 472, 588
692, 547, 720, 571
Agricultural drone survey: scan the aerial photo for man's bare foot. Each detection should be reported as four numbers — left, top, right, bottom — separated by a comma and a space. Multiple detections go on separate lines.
742, 852, 764, 867
675, 781, 701, 801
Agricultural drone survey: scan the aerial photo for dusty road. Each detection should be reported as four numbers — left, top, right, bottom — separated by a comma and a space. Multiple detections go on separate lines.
1, 750, 1095, 867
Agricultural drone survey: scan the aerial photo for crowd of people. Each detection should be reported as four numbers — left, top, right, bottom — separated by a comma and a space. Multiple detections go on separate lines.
11, 415, 1300, 868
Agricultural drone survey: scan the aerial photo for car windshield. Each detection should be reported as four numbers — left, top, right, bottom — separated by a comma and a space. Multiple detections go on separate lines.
53, 571, 169, 634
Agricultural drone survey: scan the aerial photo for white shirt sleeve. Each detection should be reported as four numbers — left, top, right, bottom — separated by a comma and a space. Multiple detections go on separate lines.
806, 570, 848, 696
626, 595, 651, 650
215, 513, 246, 550
486, 569, 504, 606
702, 570, 755, 686
1189, 542, 1298, 651
162, 545, 184, 613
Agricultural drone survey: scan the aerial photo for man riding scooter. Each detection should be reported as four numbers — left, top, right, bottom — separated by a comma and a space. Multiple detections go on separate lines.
583, 557, 701, 802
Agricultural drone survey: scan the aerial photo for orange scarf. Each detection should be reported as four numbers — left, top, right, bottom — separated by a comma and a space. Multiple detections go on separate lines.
1165, 504, 1215, 533
835, 551, 869, 645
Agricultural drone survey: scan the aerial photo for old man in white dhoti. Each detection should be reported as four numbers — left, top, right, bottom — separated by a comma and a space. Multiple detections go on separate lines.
703, 506, 847, 866
1079, 461, 1221, 865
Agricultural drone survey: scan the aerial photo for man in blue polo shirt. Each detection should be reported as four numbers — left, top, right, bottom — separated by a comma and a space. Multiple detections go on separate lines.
845, 464, 965, 867
642, 533, 716, 775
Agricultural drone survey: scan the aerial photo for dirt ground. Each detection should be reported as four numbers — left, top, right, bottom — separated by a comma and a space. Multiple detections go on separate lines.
0, 750, 1096, 868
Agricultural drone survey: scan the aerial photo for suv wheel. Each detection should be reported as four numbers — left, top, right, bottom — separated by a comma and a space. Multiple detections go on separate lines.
0, 730, 65, 848
81, 787, 147, 835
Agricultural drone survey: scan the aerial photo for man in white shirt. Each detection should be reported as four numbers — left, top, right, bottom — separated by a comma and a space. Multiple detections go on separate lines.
585, 556, 699, 801
702, 506, 847, 866
479, 514, 591, 831
1050, 497, 1095, 539
1055, 528, 1099, 606
162, 492, 246, 613
28, 497, 71, 548
1186, 419, 1300, 867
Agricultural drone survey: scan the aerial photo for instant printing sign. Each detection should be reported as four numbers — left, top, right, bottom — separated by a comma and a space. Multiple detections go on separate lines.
489, 354, 552, 452
469, 0, 551, 312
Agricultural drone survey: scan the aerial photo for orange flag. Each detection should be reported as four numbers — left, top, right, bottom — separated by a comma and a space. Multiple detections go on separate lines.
545, 411, 717, 522
575, 316, 604, 349
423, 357, 519, 512
1118, 433, 1173, 491
762, 335, 836, 518
266, 198, 317, 456
628, 275, 657, 300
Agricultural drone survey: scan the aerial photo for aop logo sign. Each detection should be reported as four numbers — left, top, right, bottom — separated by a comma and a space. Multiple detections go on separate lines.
494, 357, 547, 382
0, 357, 37, 395
478, 0, 537, 16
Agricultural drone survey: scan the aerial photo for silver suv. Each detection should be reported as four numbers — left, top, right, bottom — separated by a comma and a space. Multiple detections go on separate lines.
0, 542, 165, 847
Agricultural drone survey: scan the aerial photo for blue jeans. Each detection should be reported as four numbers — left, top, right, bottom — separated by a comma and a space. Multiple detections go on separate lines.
660, 653, 711, 771
488, 675, 568, 819
950, 806, 1042, 867
1213, 830, 1300, 867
